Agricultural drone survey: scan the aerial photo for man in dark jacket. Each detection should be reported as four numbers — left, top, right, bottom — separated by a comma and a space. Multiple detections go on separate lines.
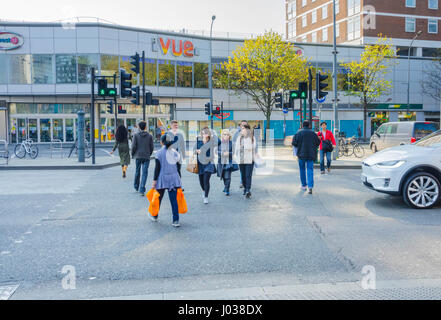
132, 121, 154, 196
292, 120, 321, 194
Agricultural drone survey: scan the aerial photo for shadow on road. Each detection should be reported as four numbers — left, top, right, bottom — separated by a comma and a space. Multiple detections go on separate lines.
364, 196, 441, 226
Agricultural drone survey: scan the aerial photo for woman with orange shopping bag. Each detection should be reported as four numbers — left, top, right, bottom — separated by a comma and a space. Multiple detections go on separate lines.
150, 133, 183, 228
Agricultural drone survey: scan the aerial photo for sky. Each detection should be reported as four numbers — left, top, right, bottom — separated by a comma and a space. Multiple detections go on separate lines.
1, 0, 285, 36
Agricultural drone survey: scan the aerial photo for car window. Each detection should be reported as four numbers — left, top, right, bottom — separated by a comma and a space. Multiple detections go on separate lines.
415, 130, 441, 147
386, 124, 398, 134
414, 123, 440, 140
377, 124, 387, 134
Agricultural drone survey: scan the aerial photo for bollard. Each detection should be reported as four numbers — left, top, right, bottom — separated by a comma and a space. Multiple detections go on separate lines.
77, 110, 85, 163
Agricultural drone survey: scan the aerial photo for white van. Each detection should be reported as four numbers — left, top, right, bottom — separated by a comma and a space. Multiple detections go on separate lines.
370, 121, 439, 153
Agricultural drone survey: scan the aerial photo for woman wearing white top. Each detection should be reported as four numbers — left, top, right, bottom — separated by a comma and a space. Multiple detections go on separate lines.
234, 124, 257, 199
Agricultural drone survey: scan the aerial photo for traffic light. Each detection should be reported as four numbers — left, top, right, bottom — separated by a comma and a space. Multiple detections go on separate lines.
106, 100, 113, 114
212, 106, 221, 115
205, 102, 211, 115
145, 92, 160, 106
118, 105, 127, 114
316, 72, 329, 101
107, 88, 117, 97
120, 69, 132, 98
299, 82, 308, 99
130, 53, 140, 75
145, 92, 152, 105
290, 90, 300, 100
275, 92, 283, 108
98, 79, 108, 97
131, 86, 140, 105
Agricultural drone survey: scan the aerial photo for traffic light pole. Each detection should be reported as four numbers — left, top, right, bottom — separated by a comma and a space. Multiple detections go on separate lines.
221, 101, 224, 130
91, 67, 96, 165
142, 51, 146, 121
308, 68, 313, 127
114, 73, 118, 130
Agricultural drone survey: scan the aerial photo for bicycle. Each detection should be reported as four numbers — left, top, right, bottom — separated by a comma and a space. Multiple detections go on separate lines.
68, 138, 92, 158
338, 136, 365, 158
14, 139, 39, 159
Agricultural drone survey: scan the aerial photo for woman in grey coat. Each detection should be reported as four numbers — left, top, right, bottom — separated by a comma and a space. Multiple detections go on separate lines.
151, 133, 182, 228
110, 125, 131, 178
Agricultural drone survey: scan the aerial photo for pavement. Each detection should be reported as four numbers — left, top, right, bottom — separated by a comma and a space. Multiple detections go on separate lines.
1, 146, 441, 300
0, 144, 368, 170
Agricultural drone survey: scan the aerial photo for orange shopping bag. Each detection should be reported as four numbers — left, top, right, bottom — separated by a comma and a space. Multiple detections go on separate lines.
177, 188, 188, 214
146, 188, 161, 217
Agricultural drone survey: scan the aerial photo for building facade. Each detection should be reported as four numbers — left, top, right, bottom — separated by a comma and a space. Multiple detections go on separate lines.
0, 21, 439, 144
286, 0, 441, 57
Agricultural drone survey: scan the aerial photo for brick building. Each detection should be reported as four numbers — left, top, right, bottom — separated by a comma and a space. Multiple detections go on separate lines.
286, 0, 441, 57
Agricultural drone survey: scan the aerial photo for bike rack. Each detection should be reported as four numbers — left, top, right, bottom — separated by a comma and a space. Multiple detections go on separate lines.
0, 140, 9, 165
50, 139, 64, 158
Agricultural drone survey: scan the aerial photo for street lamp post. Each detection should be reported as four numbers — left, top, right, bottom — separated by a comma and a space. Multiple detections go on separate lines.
332, 0, 339, 160
209, 15, 216, 130
407, 30, 422, 115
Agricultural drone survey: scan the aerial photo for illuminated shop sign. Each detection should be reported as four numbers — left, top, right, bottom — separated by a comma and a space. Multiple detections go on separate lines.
0, 32, 24, 50
159, 38, 195, 58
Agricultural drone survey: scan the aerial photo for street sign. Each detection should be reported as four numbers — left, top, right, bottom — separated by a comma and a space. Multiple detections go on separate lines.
283, 108, 289, 114
316, 96, 326, 104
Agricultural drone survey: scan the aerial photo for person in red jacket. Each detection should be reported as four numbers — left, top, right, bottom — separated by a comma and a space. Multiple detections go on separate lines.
317, 122, 336, 174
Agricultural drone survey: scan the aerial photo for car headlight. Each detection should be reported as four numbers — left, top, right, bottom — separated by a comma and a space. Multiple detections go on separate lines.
375, 160, 405, 168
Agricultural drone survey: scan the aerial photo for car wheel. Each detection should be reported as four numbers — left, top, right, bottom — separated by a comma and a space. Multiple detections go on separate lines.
370, 143, 378, 153
403, 172, 440, 209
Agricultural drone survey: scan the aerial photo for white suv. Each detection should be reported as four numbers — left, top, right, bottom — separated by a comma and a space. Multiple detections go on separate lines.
361, 130, 441, 209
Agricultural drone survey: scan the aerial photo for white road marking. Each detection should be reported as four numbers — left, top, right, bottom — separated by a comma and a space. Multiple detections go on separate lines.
1, 251, 11, 255
0, 285, 19, 300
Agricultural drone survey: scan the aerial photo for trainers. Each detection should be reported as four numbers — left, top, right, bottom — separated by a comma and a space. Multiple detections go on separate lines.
327, 168, 331, 173
140, 192, 145, 197
321, 171, 325, 175
225, 191, 230, 196
150, 215, 158, 222
172, 221, 180, 228
301, 186, 307, 191
204, 197, 209, 204
308, 188, 313, 194
246, 192, 252, 199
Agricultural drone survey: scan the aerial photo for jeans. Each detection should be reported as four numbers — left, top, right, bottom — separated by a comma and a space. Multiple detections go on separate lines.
134, 159, 150, 193
298, 159, 314, 189
239, 164, 254, 192
222, 170, 232, 192
320, 150, 332, 172
157, 188, 179, 222
199, 172, 212, 197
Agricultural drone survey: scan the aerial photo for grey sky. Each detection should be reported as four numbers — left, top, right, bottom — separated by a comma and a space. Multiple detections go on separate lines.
1, 0, 285, 37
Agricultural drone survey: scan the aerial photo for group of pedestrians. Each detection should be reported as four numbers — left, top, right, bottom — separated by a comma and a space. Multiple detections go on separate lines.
193, 121, 259, 203
110, 119, 260, 228
111, 118, 336, 226
292, 120, 336, 194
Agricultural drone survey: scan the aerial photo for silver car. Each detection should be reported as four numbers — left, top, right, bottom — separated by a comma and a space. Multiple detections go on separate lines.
370, 121, 439, 153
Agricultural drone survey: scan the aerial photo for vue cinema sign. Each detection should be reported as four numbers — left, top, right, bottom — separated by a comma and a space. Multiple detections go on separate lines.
0, 32, 24, 50
159, 38, 195, 58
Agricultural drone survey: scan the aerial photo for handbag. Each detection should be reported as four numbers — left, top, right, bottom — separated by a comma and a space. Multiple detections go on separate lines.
177, 188, 188, 214
322, 139, 334, 153
186, 156, 199, 174
146, 188, 161, 217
